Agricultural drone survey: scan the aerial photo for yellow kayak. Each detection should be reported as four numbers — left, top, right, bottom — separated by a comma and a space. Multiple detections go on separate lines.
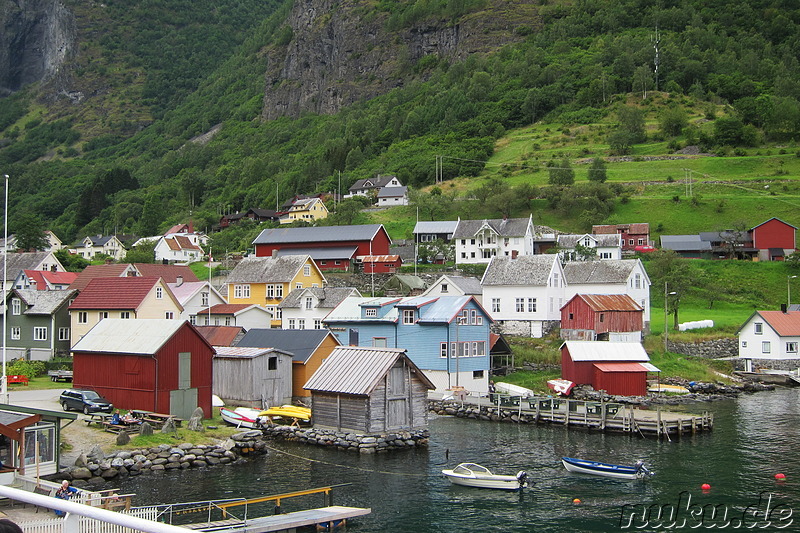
260, 405, 311, 421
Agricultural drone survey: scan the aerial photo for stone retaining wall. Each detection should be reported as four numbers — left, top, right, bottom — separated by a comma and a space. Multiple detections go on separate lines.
666, 338, 738, 358
733, 358, 800, 372
261, 425, 429, 453
52, 431, 267, 487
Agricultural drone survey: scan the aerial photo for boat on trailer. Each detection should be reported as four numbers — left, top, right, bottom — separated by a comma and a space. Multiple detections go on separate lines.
441, 463, 528, 490
561, 457, 654, 480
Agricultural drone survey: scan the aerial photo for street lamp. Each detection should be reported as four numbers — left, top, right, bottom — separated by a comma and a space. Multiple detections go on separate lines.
664, 282, 677, 352
790, 275, 798, 307
2, 174, 8, 404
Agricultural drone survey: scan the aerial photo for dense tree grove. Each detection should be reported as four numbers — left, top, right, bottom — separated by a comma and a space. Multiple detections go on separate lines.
1, 0, 800, 241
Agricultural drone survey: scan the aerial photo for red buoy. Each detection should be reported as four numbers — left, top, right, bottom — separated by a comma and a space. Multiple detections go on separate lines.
701, 483, 711, 490
775, 473, 786, 480
573, 498, 581, 504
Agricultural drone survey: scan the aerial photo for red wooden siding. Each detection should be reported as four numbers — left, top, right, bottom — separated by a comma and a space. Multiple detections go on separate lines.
751, 219, 796, 251
363, 258, 402, 274
72, 323, 214, 417
560, 347, 594, 384
255, 228, 391, 258
593, 366, 647, 396
316, 259, 352, 271
560, 296, 643, 334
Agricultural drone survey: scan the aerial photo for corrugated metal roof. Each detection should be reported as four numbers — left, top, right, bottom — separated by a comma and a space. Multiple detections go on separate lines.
252, 224, 385, 245
194, 326, 245, 347
236, 328, 338, 363
303, 346, 434, 394
563, 341, 650, 362
226, 255, 311, 284
659, 235, 712, 252
575, 294, 642, 312
278, 287, 360, 309
68, 277, 164, 310
71, 319, 191, 354
214, 346, 289, 359
323, 297, 400, 322
557, 233, 621, 248
198, 304, 264, 316
756, 311, 800, 336
452, 217, 531, 239
377, 186, 408, 198
274, 247, 358, 261
481, 255, 558, 286
413, 220, 459, 235
593, 362, 652, 372
401, 295, 472, 323
562, 259, 641, 284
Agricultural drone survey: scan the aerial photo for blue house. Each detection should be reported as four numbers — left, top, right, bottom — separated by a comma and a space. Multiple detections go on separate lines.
324, 295, 492, 393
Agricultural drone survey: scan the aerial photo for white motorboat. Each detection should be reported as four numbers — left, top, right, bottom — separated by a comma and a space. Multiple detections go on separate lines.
494, 382, 535, 397
442, 463, 528, 490
220, 406, 263, 429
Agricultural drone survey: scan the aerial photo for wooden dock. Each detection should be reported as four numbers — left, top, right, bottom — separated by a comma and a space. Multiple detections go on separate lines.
447, 395, 713, 438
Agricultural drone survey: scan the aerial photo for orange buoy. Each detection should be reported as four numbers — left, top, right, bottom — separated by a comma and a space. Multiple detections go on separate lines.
701, 483, 711, 490
573, 498, 581, 504
775, 473, 786, 480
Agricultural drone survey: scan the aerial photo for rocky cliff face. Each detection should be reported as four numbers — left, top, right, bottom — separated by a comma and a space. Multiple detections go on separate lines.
0, 0, 75, 97
262, 0, 532, 120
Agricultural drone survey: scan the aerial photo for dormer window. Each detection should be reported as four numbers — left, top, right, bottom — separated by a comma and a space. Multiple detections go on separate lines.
402, 309, 415, 324
365, 308, 377, 317
305, 297, 314, 310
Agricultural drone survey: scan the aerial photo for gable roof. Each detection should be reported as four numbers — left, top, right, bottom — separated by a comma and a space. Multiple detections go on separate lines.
72, 319, 211, 354
424, 275, 482, 296
23, 270, 78, 289
214, 346, 291, 359
399, 295, 487, 324
323, 297, 401, 322
197, 304, 269, 316
481, 255, 558, 286
194, 325, 246, 347
163, 235, 203, 252
452, 217, 531, 239
742, 311, 800, 336
660, 234, 712, 252
387, 274, 427, 291
562, 259, 644, 284
349, 175, 399, 191
562, 341, 650, 362
567, 294, 643, 312
248, 208, 279, 218
303, 346, 434, 394
413, 220, 459, 235
750, 217, 798, 231
165, 224, 189, 235
133, 264, 199, 283
274, 247, 358, 261
166, 281, 216, 305
593, 223, 650, 234
69, 277, 178, 310
557, 234, 621, 248
377, 186, 407, 198
226, 255, 314, 284
68, 264, 136, 291
80, 235, 119, 246
278, 287, 361, 309
0, 252, 60, 277
236, 328, 339, 363
252, 224, 388, 245
11, 288, 77, 315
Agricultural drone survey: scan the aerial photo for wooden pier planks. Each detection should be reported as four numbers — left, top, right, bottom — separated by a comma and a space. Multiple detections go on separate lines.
234, 506, 371, 532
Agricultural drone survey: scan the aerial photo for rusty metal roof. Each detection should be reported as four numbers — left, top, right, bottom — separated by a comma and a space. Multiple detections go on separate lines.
574, 294, 642, 312
303, 346, 434, 395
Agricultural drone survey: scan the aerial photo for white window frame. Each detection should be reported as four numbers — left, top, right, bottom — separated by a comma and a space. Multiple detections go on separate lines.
165, 312, 174, 319
296, 282, 303, 289
365, 308, 377, 317
440, 342, 448, 358
288, 319, 296, 329
303, 265, 311, 277
120, 311, 130, 319
235, 284, 251, 299
10, 327, 20, 340
11, 298, 20, 315
314, 319, 322, 329
787, 342, 798, 354
298, 319, 305, 329
305, 297, 313, 310
491, 298, 500, 313
402, 309, 415, 325
156, 287, 163, 299
58, 327, 70, 341
762, 341, 771, 354
516, 298, 525, 312
77, 311, 88, 324
33, 327, 47, 341
754, 322, 763, 335
528, 298, 537, 313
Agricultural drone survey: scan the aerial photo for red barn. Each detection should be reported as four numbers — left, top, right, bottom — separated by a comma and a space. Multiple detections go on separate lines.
560, 294, 643, 342
362, 255, 402, 274
750, 218, 797, 261
71, 319, 214, 419
252, 224, 391, 264
593, 223, 650, 251
561, 341, 656, 396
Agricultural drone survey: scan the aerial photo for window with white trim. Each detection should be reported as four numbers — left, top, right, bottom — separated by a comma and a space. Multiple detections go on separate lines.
787, 342, 798, 353
235, 284, 251, 299
528, 298, 537, 312
516, 298, 525, 312
303, 265, 311, 277
11, 298, 20, 315
314, 319, 322, 329
120, 311, 130, 319
491, 298, 500, 313
470, 309, 477, 324
288, 319, 296, 329
165, 312, 174, 319
296, 283, 303, 289
225, 317, 232, 326
33, 327, 47, 341
762, 341, 771, 354
77, 311, 88, 324
305, 297, 313, 310
10, 327, 20, 340
201, 292, 209, 306
275, 308, 282, 320
58, 327, 70, 341
440, 343, 448, 358
402, 309, 415, 324
298, 319, 305, 329
365, 308, 377, 317
754, 322, 763, 335
741, 341, 747, 348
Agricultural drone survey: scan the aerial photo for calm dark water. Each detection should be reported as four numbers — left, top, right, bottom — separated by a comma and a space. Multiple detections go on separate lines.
119, 389, 800, 532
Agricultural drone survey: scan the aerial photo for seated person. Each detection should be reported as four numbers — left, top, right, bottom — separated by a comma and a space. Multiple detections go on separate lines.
109, 410, 121, 425
121, 412, 140, 425
54, 480, 78, 516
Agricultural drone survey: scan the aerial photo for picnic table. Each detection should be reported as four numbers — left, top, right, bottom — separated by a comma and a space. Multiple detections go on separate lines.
131, 410, 183, 427
84, 413, 111, 426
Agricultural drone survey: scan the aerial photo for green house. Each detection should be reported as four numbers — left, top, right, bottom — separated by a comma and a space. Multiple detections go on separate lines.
5, 289, 77, 361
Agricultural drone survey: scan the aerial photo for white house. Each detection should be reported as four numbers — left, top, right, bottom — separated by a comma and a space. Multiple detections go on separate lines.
453, 216, 535, 264
422, 275, 483, 304
278, 287, 361, 330
73, 235, 126, 260
480, 254, 566, 337
167, 280, 228, 325
557, 233, 622, 261
154, 235, 204, 263
346, 175, 403, 198
1, 252, 67, 293
738, 310, 800, 370
377, 186, 409, 206
562, 259, 651, 325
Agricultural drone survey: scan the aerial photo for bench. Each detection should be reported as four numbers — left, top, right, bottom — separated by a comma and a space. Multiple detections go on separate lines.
32, 486, 52, 513
101, 422, 139, 435
7, 375, 28, 386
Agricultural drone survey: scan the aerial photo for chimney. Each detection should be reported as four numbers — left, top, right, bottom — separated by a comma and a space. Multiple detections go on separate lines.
176, 276, 184, 287
781, 303, 787, 314
188, 220, 194, 234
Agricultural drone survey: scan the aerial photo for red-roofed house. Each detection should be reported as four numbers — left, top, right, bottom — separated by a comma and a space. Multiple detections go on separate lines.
195, 304, 272, 330
154, 235, 205, 263
68, 264, 139, 291
194, 325, 246, 346
738, 310, 800, 369
560, 294, 644, 342
361, 255, 402, 274
750, 218, 797, 261
593, 223, 651, 252
17, 270, 78, 290
68, 277, 183, 346
133, 263, 199, 283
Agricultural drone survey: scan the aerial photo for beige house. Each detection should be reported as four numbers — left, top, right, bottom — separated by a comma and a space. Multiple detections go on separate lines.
68, 277, 183, 346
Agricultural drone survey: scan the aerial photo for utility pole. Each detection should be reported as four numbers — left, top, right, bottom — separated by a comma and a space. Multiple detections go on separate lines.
652, 26, 661, 91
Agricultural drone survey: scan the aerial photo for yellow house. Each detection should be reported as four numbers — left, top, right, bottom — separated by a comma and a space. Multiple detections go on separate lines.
226, 255, 326, 327
279, 197, 329, 225
67, 277, 184, 346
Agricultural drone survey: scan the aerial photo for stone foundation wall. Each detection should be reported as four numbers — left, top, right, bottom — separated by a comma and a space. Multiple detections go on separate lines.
666, 338, 738, 358
261, 425, 429, 453
734, 358, 800, 371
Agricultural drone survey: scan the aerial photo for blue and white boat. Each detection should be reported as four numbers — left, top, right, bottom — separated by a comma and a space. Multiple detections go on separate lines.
561, 457, 654, 480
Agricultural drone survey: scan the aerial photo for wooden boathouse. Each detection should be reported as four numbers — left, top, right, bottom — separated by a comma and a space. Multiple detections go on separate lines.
304, 346, 435, 433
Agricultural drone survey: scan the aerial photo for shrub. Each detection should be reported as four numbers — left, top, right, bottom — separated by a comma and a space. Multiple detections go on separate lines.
8, 360, 46, 378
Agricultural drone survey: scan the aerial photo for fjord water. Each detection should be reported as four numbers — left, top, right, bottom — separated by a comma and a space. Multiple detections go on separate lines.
120, 389, 799, 532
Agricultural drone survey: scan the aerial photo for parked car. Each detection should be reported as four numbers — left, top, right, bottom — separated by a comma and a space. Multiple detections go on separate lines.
59, 389, 113, 414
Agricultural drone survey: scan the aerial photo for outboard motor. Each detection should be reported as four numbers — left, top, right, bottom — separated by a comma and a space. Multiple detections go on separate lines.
516, 471, 529, 487
635, 460, 654, 478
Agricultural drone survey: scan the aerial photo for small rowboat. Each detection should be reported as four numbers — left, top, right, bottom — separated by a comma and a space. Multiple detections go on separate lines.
442, 463, 529, 490
561, 457, 654, 480
220, 407, 263, 429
